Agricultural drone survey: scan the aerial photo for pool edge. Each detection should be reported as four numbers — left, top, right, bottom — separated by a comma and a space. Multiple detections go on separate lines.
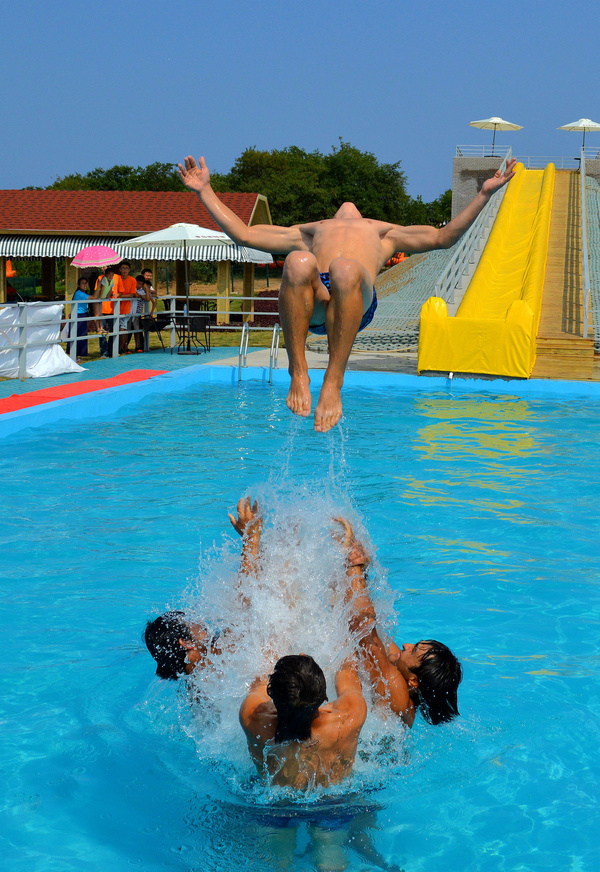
2, 364, 600, 438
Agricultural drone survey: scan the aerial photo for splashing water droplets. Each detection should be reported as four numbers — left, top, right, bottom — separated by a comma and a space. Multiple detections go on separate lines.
171, 479, 404, 800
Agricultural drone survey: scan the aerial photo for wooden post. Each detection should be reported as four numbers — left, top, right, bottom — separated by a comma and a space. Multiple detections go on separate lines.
64, 258, 79, 318
41, 258, 56, 299
242, 263, 255, 323
0, 256, 6, 304
217, 260, 231, 325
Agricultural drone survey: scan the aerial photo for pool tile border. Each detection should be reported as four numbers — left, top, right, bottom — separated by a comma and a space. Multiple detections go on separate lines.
2, 365, 600, 438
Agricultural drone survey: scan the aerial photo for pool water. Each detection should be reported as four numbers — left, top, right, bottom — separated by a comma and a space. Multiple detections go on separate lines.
2, 381, 599, 871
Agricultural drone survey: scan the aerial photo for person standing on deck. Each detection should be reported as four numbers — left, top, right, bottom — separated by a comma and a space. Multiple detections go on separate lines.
178, 153, 516, 433
112, 260, 137, 354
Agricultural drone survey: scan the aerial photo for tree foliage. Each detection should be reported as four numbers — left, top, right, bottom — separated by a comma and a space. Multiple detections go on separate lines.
41, 144, 452, 225
211, 140, 411, 225
405, 189, 452, 226
48, 162, 185, 192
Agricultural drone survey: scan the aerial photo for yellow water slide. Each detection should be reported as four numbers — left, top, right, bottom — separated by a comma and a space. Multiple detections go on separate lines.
418, 162, 555, 378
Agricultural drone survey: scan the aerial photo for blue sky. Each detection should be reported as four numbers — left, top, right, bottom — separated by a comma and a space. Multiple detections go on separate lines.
2, 0, 599, 203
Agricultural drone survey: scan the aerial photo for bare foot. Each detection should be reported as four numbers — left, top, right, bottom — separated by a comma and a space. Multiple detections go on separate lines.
314, 381, 343, 432
287, 371, 312, 417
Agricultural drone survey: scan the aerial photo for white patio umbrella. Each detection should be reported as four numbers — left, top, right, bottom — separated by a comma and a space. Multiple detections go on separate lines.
119, 222, 271, 353
469, 116, 523, 154
119, 223, 235, 314
557, 118, 600, 149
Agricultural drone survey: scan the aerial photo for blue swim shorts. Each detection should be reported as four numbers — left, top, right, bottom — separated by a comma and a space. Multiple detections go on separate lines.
308, 272, 378, 336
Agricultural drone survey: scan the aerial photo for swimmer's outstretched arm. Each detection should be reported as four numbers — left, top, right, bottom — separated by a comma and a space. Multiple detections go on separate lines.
383, 158, 517, 255
335, 519, 415, 726
229, 496, 263, 606
178, 155, 305, 254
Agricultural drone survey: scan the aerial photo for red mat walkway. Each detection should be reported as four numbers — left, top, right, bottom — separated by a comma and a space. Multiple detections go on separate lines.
0, 370, 168, 414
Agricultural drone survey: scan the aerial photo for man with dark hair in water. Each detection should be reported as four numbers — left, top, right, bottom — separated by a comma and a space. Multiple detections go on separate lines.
178, 153, 516, 433
337, 519, 462, 726
144, 496, 261, 680
239, 651, 367, 789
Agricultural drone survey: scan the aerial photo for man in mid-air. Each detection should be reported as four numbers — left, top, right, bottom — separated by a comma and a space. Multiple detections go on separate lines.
178, 153, 516, 432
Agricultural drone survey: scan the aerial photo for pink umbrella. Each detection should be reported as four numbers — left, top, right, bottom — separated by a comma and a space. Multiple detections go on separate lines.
71, 244, 122, 268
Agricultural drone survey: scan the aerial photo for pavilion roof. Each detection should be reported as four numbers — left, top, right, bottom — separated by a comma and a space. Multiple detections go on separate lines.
0, 190, 263, 235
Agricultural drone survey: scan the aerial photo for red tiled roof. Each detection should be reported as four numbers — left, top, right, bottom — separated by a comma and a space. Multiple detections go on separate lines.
0, 190, 260, 234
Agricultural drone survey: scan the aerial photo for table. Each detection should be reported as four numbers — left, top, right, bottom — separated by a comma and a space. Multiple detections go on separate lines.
175, 314, 211, 355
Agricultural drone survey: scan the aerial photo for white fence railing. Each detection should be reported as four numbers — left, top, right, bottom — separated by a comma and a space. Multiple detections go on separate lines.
581, 147, 591, 340
0, 293, 283, 376
434, 149, 512, 305
456, 145, 512, 158
514, 156, 581, 170
456, 146, 600, 168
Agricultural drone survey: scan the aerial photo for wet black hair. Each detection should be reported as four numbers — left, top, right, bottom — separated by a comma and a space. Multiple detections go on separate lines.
412, 640, 462, 725
135, 275, 145, 282
267, 655, 328, 743
144, 611, 192, 680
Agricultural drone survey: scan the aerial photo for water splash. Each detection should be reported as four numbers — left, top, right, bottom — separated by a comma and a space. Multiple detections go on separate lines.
173, 478, 402, 802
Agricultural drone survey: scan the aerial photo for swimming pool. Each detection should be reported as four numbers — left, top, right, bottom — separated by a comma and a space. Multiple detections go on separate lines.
2, 375, 599, 871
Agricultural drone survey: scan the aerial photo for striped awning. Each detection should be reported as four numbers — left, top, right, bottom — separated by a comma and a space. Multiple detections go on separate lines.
0, 235, 273, 264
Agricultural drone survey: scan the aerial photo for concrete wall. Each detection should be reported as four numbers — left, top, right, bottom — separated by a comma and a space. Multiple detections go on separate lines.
452, 157, 505, 218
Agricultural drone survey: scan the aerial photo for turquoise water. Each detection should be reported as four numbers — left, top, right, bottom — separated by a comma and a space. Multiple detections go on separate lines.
2, 381, 599, 871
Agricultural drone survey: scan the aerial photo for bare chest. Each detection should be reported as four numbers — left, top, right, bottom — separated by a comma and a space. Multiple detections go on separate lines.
302, 220, 387, 275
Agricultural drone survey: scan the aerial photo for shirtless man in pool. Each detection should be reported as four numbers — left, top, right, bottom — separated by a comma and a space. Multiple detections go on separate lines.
337, 519, 462, 726
144, 496, 262, 679
146, 497, 367, 790
178, 153, 516, 433
239, 652, 367, 790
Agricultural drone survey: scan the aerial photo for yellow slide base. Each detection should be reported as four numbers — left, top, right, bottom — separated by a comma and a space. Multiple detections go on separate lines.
418, 296, 535, 379
418, 163, 555, 379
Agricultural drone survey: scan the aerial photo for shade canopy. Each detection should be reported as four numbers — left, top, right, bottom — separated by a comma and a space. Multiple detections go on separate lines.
120, 222, 234, 248
71, 244, 122, 268
469, 116, 523, 154
557, 118, 600, 148
117, 222, 272, 264
557, 117, 600, 132
469, 116, 523, 132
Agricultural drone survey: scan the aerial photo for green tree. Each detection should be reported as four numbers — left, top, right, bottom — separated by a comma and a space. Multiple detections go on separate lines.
212, 145, 331, 225
38, 147, 452, 228
427, 188, 452, 225
403, 189, 452, 226
48, 161, 185, 191
212, 140, 410, 226
323, 140, 409, 223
